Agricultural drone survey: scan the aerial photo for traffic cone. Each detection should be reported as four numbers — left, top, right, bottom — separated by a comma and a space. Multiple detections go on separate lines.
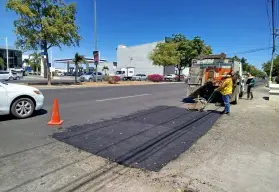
47, 98, 64, 126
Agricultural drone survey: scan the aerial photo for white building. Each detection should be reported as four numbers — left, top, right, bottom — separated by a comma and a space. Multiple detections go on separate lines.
117, 42, 175, 76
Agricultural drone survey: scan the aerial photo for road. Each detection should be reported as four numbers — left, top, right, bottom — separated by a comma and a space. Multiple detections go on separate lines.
0, 80, 266, 160
0, 81, 268, 191
0, 83, 187, 157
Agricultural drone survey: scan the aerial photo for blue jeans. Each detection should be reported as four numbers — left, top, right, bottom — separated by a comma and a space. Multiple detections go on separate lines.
222, 95, 230, 113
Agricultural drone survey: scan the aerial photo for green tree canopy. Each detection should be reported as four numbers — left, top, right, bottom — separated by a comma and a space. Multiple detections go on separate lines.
149, 42, 180, 66
73, 52, 86, 84
102, 66, 109, 75
149, 34, 212, 81
29, 52, 41, 73
6, 0, 81, 85
262, 55, 279, 77
232, 56, 265, 77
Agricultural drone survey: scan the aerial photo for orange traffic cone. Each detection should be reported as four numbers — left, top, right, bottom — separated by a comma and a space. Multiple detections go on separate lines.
47, 98, 64, 125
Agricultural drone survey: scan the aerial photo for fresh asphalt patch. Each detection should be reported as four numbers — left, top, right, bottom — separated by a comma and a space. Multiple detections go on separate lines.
53, 106, 221, 172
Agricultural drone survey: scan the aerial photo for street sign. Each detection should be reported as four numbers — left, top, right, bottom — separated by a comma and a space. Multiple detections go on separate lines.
93, 51, 100, 65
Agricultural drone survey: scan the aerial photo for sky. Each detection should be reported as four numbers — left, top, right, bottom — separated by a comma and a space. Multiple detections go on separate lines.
0, 0, 275, 69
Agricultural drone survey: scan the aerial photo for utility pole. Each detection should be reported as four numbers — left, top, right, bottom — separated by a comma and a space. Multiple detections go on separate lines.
94, 0, 98, 82
6, 37, 9, 71
269, 0, 277, 84
129, 57, 133, 67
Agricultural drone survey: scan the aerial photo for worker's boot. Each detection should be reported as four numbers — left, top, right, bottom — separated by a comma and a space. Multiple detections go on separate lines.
220, 110, 230, 115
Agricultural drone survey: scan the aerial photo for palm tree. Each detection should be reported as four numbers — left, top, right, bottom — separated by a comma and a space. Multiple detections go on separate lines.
73, 53, 86, 84
29, 52, 41, 75
102, 66, 109, 75
0, 57, 4, 70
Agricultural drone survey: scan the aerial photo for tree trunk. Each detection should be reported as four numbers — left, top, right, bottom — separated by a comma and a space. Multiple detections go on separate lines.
75, 64, 78, 84
178, 65, 182, 82
43, 42, 51, 85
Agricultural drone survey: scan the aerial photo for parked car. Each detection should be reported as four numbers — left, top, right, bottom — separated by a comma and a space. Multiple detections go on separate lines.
0, 71, 22, 81
0, 82, 44, 118
11, 72, 21, 80
164, 74, 177, 81
131, 74, 147, 81
79, 72, 103, 82
0, 71, 14, 81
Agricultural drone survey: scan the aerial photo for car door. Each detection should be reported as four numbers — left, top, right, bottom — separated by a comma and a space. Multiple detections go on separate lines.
141, 74, 146, 80
0, 83, 9, 115
97, 72, 103, 80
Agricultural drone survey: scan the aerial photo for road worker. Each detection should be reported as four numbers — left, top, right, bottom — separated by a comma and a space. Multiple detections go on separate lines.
215, 72, 233, 115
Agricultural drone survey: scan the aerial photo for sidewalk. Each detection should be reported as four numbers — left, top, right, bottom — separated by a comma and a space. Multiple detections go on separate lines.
0, 85, 278, 192
159, 85, 279, 191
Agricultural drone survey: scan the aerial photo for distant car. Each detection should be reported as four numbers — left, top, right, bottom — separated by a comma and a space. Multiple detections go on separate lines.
164, 74, 177, 81
131, 74, 147, 81
11, 72, 21, 80
79, 72, 103, 82
0, 71, 14, 81
0, 82, 44, 118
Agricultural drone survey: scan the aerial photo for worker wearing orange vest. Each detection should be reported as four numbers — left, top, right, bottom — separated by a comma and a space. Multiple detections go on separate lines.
215, 72, 233, 115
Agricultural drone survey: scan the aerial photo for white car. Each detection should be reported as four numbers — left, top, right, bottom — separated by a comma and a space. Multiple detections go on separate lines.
0, 82, 44, 118
164, 74, 177, 81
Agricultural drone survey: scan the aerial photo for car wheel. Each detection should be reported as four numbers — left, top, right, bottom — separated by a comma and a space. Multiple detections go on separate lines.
9, 77, 13, 81
89, 78, 93, 82
16, 77, 20, 80
11, 98, 35, 119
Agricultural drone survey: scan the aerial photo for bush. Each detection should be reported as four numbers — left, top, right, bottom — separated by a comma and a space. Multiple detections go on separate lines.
108, 76, 121, 84
147, 74, 164, 82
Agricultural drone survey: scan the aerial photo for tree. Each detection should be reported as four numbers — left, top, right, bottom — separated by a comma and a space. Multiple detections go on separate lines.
149, 42, 180, 67
262, 55, 279, 77
73, 53, 86, 84
23, 58, 30, 67
102, 66, 109, 75
0, 57, 5, 70
240, 57, 249, 72
29, 52, 41, 74
6, 0, 81, 85
149, 34, 212, 81
232, 56, 240, 62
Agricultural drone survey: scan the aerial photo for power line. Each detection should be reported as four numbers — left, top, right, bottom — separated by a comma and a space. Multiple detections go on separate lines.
226, 46, 273, 55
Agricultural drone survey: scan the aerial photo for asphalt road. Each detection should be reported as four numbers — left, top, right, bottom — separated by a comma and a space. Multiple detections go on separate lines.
0, 80, 266, 159
0, 83, 187, 158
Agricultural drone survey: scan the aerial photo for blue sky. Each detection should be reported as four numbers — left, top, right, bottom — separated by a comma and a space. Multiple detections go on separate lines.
0, 0, 274, 69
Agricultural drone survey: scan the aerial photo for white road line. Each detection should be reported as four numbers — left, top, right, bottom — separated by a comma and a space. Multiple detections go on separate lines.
96, 93, 150, 102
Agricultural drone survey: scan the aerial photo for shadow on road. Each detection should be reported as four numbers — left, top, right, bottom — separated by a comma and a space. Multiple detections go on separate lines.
0, 109, 48, 122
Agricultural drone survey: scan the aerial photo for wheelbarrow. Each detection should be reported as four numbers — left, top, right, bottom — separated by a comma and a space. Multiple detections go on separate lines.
185, 90, 217, 112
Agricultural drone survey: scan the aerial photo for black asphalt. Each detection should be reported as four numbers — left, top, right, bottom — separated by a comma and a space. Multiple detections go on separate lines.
0, 83, 187, 157
53, 105, 221, 171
